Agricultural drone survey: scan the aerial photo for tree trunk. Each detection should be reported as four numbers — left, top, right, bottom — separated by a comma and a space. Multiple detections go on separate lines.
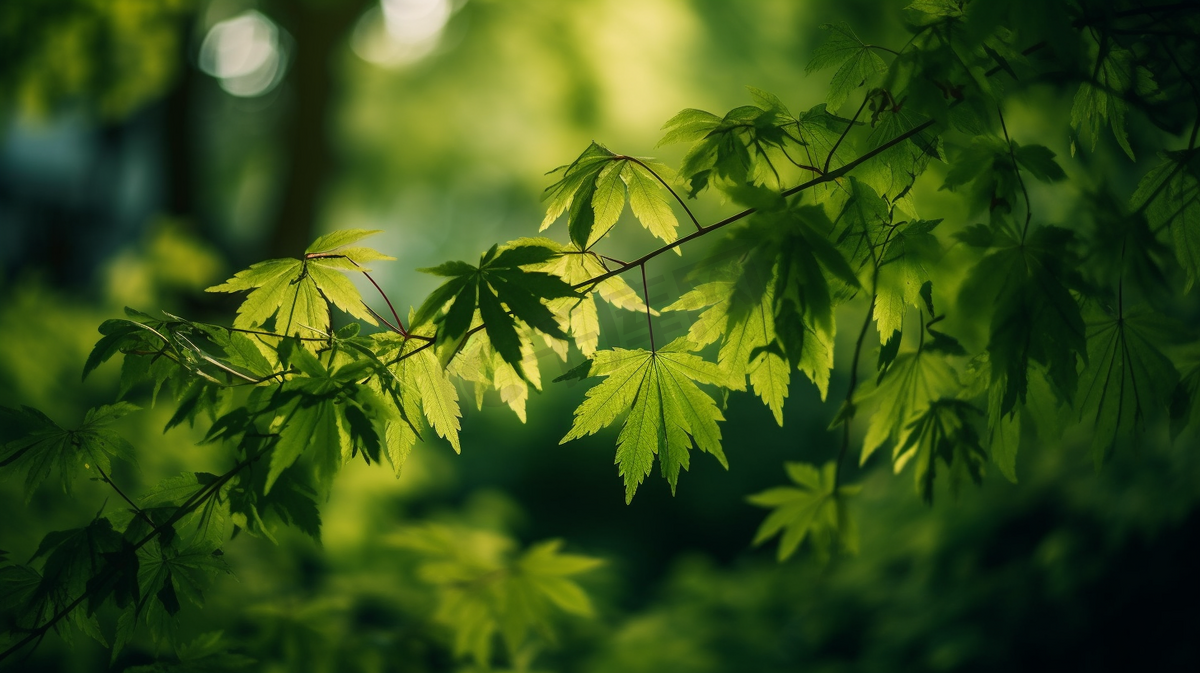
267, 0, 367, 258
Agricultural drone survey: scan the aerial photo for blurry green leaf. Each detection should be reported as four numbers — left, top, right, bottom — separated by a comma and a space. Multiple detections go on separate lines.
393, 525, 602, 667
748, 461, 859, 560
1133, 153, 1200, 291
1071, 46, 1140, 160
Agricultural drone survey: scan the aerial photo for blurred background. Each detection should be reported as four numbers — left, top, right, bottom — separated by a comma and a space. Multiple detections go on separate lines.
2, 0, 1199, 671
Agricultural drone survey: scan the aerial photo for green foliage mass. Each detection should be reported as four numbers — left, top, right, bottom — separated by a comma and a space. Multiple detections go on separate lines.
3, 0, 1200, 670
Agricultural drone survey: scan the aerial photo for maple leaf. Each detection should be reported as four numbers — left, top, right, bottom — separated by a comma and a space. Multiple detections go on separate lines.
747, 461, 860, 561
541, 143, 681, 248
855, 350, 959, 465
660, 100, 797, 196
205, 229, 393, 340
894, 399, 987, 503
958, 225, 1086, 414
1076, 305, 1180, 466
805, 22, 888, 111
0, 403, 139, 498
391, 524, 602, 667
413, 243, 578, 377
559, 338, 726, 502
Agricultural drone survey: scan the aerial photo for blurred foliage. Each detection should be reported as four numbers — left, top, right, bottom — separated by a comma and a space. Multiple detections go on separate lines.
0, 0, 192, 119
2, 0, 1200, 671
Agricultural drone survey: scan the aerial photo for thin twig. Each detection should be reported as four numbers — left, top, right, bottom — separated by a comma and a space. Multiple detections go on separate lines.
94, 464, 155, 529
578, 118, 939, 290
825, 95, 872, 175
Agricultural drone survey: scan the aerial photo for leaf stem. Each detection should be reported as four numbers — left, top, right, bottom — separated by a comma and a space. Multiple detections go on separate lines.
996, 105, 1035, 241
640, 263, 656, 353
834, 295, 877, 491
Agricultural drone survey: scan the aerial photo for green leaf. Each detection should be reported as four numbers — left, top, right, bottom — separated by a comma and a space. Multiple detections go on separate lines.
560, 338, 726, 502
137, 540, 229, 643
658, 108, 722, 147
391, 525, 602, 666
624, 162, 680, 245
894, 399, 986, 503
1133, 153, 1200, 291
806, 23, 888, 111
855, 351, 959, 465
530, 239, 652, 356
958, 226, 1085, 414
124, 631, 256, 672
0, 404, 138, 497
748, 461, 859, 561
873, 220, 942, 342
1014, 143, 1067, 183
305, 228, 386, 255
667, 99, 798, 197
206, 230, 392, 339
1071, 46, 1139, 160
862, 106, 940, 199
1076, 305, 1179, 467
412, 244, 578, 378
986, 380, 1020, 483
26, 517, 124, 642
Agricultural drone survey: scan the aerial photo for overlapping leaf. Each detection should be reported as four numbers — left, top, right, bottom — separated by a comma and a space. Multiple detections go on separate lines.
560, 338, 726, 502
958, 225, 1086, 414
660, 96, 843, 197
1071, 45, 1155, 161
513, 237, 652, 358
855, 350, 959, 465
374, 331, 463, 454
256, 341, 391, 494
941, 137, 1066, 216
665, 279, 795, 424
